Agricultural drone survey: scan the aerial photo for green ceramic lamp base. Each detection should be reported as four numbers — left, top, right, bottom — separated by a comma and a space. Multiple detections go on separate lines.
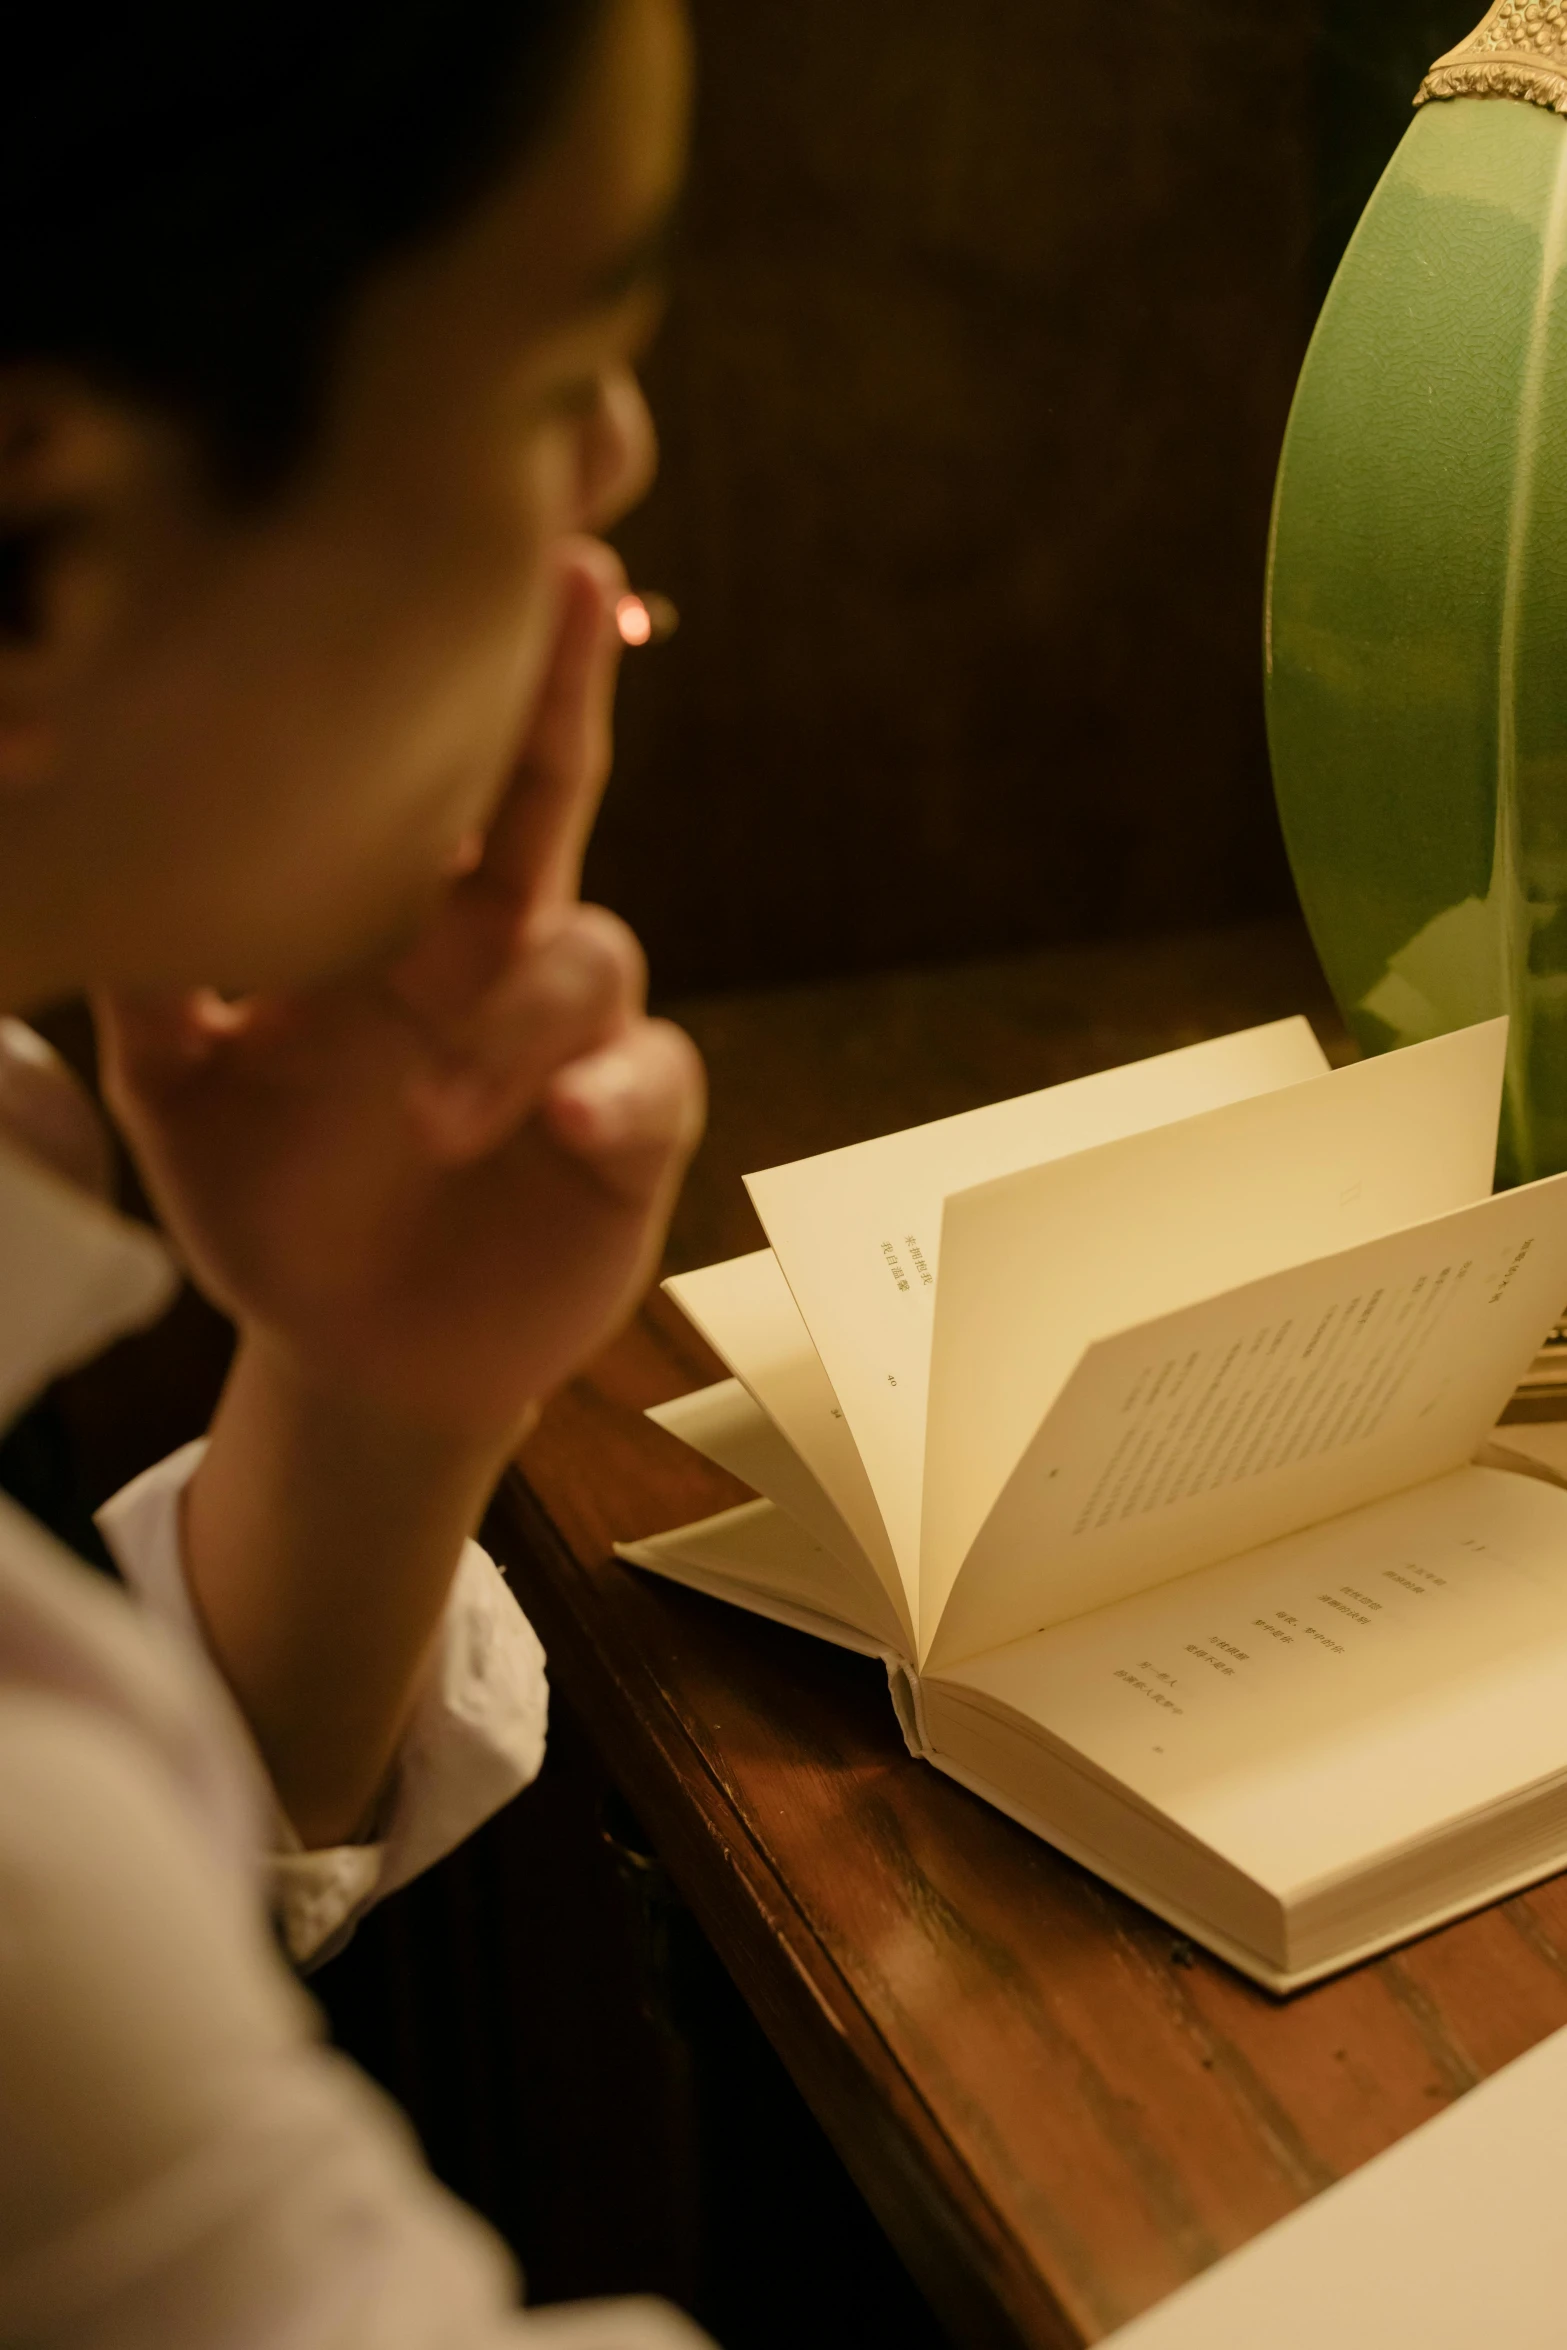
1267, 18, 1567, 1183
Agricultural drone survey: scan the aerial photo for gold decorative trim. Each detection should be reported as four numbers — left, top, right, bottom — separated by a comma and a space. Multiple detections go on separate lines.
1417, 3, 1567, 113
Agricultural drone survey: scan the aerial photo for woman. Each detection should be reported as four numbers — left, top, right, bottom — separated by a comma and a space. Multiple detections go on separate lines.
0, 1, 711, 2340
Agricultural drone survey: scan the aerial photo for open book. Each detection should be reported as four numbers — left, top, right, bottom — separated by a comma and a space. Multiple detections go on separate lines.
618, 1018, 1567, 1990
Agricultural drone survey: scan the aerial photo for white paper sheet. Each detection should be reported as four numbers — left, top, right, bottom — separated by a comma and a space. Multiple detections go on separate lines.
1108, 2024, 1567, 2349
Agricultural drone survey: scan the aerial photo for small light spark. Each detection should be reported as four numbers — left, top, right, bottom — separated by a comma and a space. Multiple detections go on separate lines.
616, 594, 653, 646
616, 590, 680, 647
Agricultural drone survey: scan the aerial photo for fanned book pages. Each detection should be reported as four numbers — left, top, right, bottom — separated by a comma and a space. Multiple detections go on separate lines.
618, 1017, 1567, 1990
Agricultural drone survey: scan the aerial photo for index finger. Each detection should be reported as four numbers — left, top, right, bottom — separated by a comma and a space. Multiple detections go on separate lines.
476, 534, 628, 918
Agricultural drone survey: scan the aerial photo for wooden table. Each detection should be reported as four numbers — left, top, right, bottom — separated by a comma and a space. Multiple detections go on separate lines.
487, 917, 1567, 2350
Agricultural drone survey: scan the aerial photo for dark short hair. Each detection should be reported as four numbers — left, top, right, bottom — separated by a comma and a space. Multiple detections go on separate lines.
0, 2, 608, 498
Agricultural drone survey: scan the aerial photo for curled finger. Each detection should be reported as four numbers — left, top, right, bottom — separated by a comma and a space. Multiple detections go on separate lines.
402, 904, 647, 1164
542, 1017, 707, 1208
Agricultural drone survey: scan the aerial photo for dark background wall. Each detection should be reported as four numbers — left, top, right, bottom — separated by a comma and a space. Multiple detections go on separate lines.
585, 0, 1482, 1002
591, 0, 1321, 995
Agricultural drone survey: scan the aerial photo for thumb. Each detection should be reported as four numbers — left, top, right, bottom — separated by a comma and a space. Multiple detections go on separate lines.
540, 1017, 706, 1210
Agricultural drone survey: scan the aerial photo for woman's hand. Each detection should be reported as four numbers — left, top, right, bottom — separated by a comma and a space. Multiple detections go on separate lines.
91, 538, 704, 1846
96, 537, 704, 1451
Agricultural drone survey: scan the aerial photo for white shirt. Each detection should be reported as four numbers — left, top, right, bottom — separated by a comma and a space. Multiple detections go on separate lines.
0, 1104, 713, 2347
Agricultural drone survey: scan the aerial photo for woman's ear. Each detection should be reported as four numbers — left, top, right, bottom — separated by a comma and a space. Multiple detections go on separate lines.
0, 374, 144, 793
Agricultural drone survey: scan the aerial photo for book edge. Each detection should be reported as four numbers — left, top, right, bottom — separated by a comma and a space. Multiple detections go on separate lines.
921, 1747, 1567, 1992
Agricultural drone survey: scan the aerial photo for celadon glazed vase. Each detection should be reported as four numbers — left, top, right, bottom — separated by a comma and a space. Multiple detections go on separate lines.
1266, 2, 1567, 1185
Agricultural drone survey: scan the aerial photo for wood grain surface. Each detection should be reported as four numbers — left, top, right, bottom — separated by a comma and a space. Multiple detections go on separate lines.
489, 918, 1567, 2348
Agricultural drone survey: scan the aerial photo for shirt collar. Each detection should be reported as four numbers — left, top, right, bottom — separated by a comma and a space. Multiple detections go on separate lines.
0, 1129, 176, 1433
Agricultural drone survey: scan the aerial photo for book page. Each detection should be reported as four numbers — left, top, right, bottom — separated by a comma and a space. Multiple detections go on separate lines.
928, 1163, 1567, 1667
940, 1466, 1567, 1898
921, 1021, 1507, 1659
1111, 2022, 1567, 2350
743, 1018, 1330, 1605
1485, 1419, 1567, 1484
618, 1499, 907, 1657
662, 1250, 904, 1622
646, 1379, 907, 1647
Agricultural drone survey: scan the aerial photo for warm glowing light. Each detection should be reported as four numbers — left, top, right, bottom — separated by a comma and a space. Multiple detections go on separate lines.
616, 594, 653, 646
615, 590, 679, 647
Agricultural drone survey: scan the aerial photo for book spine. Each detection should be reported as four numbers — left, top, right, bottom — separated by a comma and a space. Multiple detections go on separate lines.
885, 1659, 932, 1758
